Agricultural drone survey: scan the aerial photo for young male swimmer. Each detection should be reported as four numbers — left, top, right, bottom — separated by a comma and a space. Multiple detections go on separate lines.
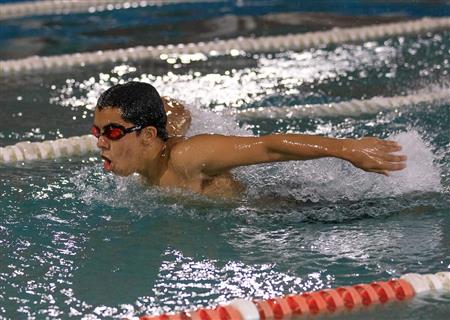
92, 81, 407, 198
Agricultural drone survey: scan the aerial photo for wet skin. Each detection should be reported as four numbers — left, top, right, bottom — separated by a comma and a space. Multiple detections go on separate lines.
93, 98, 407, 198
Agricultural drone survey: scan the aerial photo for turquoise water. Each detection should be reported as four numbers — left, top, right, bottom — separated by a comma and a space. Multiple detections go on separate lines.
1, 1, 450, 319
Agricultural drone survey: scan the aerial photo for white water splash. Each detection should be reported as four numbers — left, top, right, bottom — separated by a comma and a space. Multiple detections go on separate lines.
239, 129, 442, 202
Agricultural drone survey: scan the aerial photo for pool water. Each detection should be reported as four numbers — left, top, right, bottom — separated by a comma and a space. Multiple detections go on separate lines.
1, 1, 450, 319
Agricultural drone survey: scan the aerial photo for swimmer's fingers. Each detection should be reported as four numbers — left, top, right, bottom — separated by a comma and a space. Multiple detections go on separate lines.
374, 160, 407, 173
383, 146, 403, 154
347, 137, 407, 175
362, 137, 403, 154
361, 152, 406, 173
364, 137, 399, 145
379, 141, 402, 152
369, 162, 405, 176
385, 161, 407, 171
381, 153, 407, 162
371, 169, 389, 176
371, 141, 406, 162
383, 139, 401, 146
364, 147, 407, 165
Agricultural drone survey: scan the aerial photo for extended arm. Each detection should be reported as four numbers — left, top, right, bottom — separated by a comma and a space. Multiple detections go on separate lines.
173, 134, 407, 176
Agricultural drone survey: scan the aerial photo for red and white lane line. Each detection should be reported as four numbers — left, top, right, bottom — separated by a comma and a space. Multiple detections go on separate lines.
133, 271, 450, 320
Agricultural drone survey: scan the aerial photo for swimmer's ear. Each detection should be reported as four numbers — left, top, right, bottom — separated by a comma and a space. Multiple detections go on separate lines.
140, 126, 158, 145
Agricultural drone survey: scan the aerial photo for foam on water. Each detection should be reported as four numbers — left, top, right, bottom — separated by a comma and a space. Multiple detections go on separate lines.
239, 129, 442, 203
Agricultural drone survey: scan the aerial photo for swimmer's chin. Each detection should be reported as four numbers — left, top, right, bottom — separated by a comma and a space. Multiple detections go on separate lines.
106, 166, 135, 177
115, 170, 135, 177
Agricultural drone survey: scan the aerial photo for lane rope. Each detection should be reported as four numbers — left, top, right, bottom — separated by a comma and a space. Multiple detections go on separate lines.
133, 271, 450, 320
2, 5, 449, 320
2, 10, 449, 319
0, 135, 97, 164
1, 88, 449, 164
1, 17, 449, 75
237, 88, 450, 119
0, 0, 225, 21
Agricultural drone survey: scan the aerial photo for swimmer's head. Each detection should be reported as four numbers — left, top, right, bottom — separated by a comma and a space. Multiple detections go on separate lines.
93, 82, 167, 176
96, 81, 168, 141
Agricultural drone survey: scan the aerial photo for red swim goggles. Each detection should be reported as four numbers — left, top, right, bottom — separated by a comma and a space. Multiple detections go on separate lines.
91, 123, 143, 141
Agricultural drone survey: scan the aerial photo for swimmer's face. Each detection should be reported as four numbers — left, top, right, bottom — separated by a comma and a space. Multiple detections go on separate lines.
93, 107, 145, 176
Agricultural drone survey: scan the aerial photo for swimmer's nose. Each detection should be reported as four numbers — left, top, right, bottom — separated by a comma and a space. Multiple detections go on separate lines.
96, 135, 109, 150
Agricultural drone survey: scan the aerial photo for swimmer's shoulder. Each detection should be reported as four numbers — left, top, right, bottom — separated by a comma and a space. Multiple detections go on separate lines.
167, 135, 220, 174
168, 134, 226, 156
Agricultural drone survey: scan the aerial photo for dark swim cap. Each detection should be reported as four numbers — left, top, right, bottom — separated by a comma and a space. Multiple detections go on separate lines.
96, 81, 168, 141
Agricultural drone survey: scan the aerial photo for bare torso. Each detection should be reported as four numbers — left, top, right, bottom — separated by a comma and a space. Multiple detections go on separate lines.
159, 169, 244, 198
147, 137, 245, 198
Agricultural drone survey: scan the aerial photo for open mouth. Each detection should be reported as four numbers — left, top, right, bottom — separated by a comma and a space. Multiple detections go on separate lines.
101, 155, 113, 172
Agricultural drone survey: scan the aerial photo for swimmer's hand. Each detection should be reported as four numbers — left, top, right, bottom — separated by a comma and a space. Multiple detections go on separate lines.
341, 137, 407, 176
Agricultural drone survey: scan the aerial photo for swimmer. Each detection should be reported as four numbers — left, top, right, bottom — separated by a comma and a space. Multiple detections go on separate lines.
92, 81, 407, 198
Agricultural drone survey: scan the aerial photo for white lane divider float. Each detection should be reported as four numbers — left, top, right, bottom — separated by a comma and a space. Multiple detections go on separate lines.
237, 88, 450, 119
1, 17, 449, 75
0, 135, 97, 164
0, 0, 225, 21
1, 88, 449, 164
